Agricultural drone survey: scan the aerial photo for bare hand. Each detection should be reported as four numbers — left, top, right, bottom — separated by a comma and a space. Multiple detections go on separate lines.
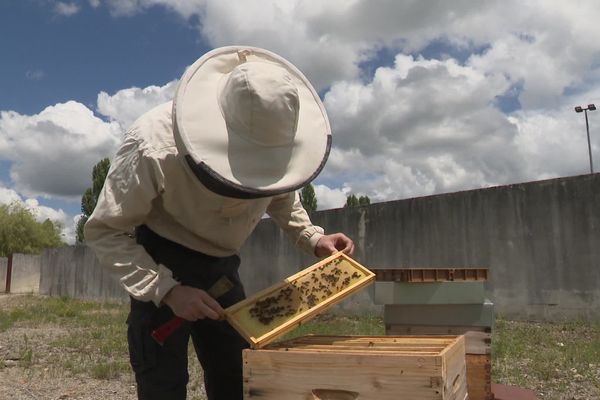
162, 285, 225, 321
315, 233, 355, 257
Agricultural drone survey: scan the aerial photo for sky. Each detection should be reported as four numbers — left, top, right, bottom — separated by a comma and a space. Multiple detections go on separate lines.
1, 0, 600, 244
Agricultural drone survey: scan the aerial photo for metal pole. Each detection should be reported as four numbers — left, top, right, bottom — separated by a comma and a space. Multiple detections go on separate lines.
585, 109, 594, 173
5, 253, 12, 293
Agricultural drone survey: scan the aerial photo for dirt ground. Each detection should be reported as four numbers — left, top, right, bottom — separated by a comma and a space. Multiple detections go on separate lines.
0, 299, 133, 399
3, 294, 600, 400
0, 295, 207, 400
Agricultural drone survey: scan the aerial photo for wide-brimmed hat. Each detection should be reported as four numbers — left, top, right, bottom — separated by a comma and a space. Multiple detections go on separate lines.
173, 46, 331, 199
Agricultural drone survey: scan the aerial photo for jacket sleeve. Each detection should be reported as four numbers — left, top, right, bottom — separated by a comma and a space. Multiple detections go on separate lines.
266, 191, 324, 255
84, 133, 179, 306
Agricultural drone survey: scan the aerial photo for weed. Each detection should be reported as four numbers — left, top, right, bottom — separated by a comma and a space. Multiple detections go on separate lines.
91, 360, 129, 380
19, 348, 33, 368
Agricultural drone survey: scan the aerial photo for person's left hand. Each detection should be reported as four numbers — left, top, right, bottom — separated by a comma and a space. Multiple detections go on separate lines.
314, 233, 355, 257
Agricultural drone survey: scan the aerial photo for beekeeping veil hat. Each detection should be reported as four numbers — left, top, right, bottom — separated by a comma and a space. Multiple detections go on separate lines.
173, 46, 331, 199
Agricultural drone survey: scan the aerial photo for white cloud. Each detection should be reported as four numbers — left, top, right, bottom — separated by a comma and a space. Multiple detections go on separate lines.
24, 198, 67, 225
313, 184, 347, 211
94, 1, 600, 105
103, 0, 205, 18
0, 185, 22, 205
320, 54, 526, 199
96, 80, 178, 130
198, 1, 364, 90
54, 2, 80, 16
0, 80, 184, 241
0, 101, 122, 199
0, 79, 180, 201
319, 50, 600, 201
510, 108, 597, 179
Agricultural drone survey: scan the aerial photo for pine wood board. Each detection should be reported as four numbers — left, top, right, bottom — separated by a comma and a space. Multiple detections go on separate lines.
466, 354, 493, 400
266, 335, 460, 355
383, 326, 492, 399
386, 325, 492, 355
244, 335, 468, 400
226, 252, 375, 349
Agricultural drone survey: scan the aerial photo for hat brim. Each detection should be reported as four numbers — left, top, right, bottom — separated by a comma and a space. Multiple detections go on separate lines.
173, 46, 331, 198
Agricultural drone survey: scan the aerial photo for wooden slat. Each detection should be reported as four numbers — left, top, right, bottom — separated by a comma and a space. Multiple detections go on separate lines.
275, 335, 459, 350
386, 325, 492, 355
281, 334, 459, 344
371, 268, 488, 282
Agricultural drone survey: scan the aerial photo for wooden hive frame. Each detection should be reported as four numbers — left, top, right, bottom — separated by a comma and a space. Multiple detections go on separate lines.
226, 252, 375, 349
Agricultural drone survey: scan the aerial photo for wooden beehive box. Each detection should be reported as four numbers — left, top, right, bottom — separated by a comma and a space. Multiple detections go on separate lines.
243, 335, 468, 400
374, 267, 494, 400
226, 252, 374, 349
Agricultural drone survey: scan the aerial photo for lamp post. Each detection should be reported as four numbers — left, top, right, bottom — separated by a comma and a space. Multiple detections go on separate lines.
575, 103, 596, 173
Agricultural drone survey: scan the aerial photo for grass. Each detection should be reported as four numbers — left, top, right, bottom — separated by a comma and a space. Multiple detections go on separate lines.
280, 312, 385, 339
492, 318, 600, 395
2, 295, 600, 398
0, 295, 129, 379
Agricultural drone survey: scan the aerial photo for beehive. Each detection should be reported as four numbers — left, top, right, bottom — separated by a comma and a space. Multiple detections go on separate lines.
226, 252, 374, 348
243, 335, 468, 400
371, 267, 494, 400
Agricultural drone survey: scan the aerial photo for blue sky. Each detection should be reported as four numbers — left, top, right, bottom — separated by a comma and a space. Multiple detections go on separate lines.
1, 1, 599, 243
0, 1, 204, 114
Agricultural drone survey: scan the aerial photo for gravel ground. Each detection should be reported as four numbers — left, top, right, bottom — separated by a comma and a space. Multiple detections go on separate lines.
3, 294, 600, 400
0, 294, 207, 400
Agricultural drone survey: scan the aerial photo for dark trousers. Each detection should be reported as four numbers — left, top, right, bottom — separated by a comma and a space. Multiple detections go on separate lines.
128, 225, 249, 400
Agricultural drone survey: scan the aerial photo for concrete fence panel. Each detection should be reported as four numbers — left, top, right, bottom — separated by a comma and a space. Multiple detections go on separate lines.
241, 173, 600, 320
40, 245, 128, 302
9, 254, 41, 294
23, 173, 600, 321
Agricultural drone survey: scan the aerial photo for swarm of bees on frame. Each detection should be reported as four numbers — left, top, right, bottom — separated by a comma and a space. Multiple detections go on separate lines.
248, 258, 364, 325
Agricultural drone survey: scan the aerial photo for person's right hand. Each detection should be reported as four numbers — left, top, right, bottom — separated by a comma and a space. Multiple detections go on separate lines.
162, 285, 225, 321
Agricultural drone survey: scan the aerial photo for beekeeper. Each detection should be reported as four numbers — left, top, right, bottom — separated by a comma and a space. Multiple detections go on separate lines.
85, 46, 354, 400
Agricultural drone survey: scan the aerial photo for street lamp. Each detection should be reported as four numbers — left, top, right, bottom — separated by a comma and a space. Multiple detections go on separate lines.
574, 103, 596, 173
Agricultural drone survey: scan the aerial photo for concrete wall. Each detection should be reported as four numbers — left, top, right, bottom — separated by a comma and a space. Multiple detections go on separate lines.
10, 254, 41, 293
23, 173, 600, 320
240, 173, 600, 320
0, 254, 41, 294
39, 245, 128, 302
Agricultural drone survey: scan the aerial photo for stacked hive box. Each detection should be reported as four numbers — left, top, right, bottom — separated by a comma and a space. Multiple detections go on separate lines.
370, 268, 494, 400
243, 335, 468, 399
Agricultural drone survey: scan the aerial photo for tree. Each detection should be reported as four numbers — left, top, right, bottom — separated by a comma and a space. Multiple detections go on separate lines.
76, 158, 111, 243
345, 194, 358, 207
0, 202, 64, 257
344, 194, 370, 208
299, 183, 317, 212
